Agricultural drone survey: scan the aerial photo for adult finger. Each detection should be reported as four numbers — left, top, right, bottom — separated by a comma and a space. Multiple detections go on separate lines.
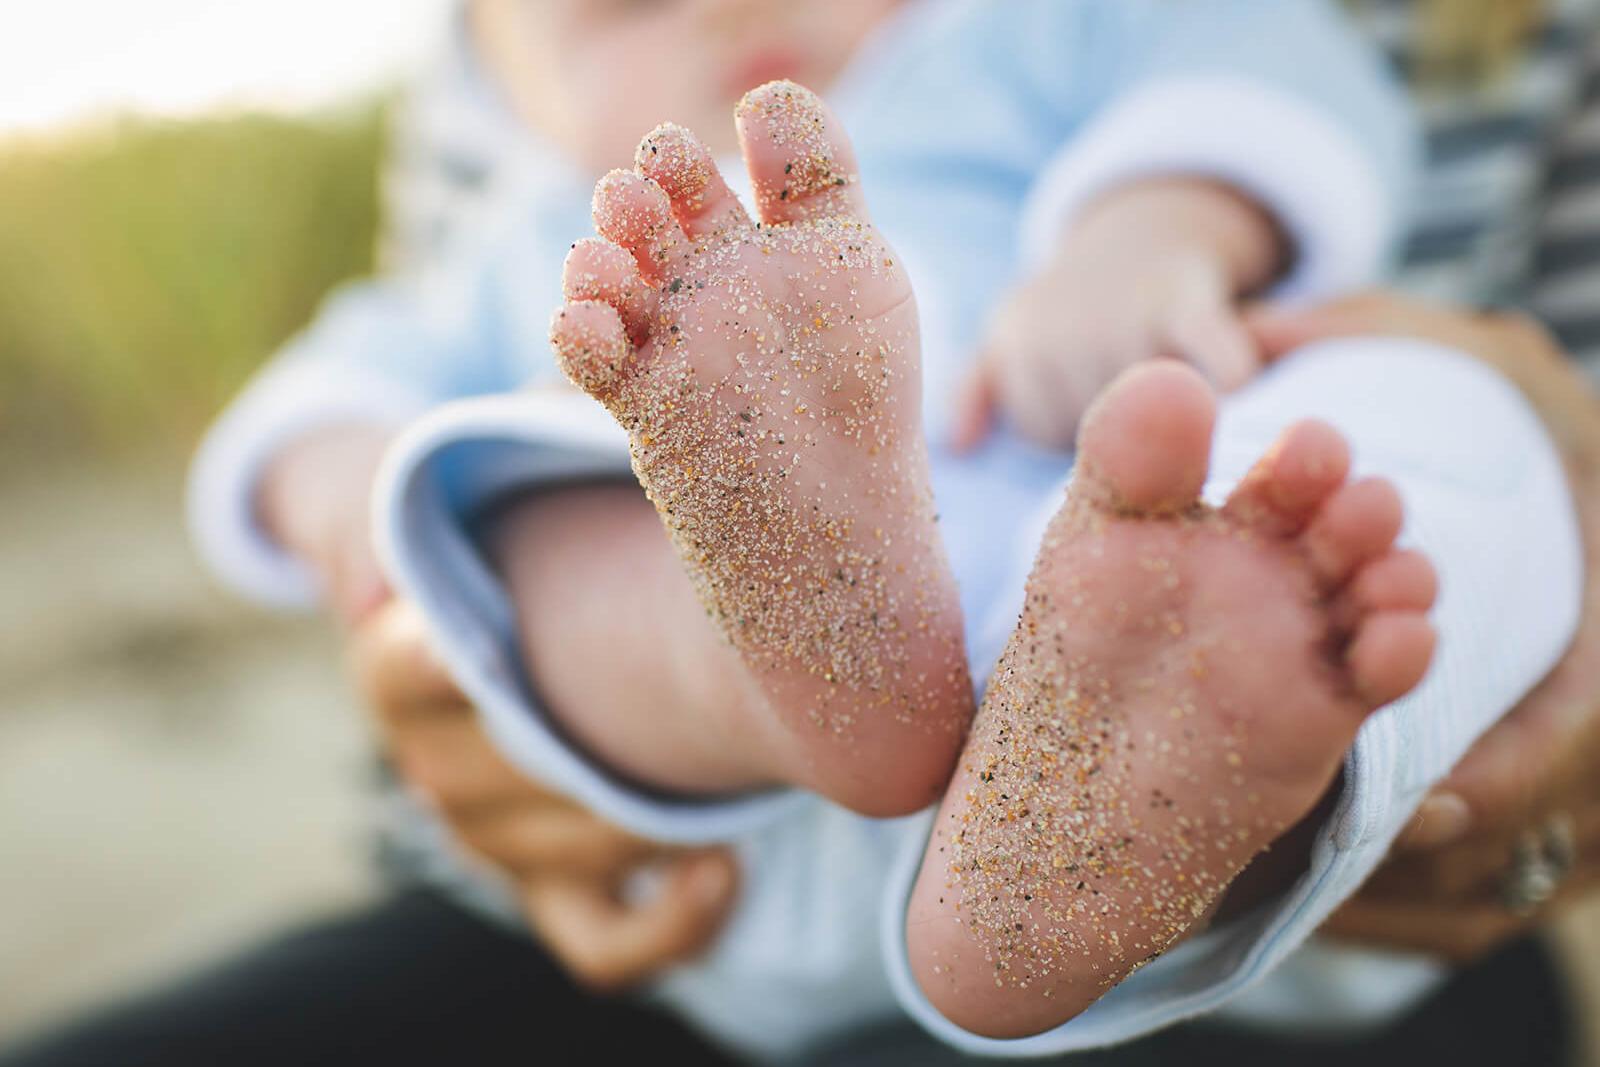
349, 600, 466, 725
456, 806, 663, 880
1244, 300, 1354, 361
387, 710, 561, 814
1398, 658, 1600, 851
1329, 848, 1600, 962
1372, 803, 1600, 925
1322, 895, 1522, 963
1392, 711, 1557, 852
1244, 290, 1506, 365
1244, 291, 1433, 359
526, 850, 740, 991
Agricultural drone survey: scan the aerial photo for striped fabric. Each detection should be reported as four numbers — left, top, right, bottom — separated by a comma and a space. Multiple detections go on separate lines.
1345, 0, 1600, 371
1531, 32, 1600, 369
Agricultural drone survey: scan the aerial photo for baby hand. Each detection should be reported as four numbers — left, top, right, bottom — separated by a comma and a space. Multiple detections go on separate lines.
952, 178, 1286, 451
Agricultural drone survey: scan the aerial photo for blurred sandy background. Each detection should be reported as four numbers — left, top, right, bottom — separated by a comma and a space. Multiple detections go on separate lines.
0, 0, 411, 1042
0, 0, 1596, 1059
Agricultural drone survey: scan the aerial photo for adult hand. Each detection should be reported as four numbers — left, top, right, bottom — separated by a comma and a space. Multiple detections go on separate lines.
349, 599, 740, 988
1248, 292, 1600, 960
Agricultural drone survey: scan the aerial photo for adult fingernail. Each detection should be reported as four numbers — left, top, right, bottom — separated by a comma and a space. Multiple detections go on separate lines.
1399, 792, 1472, 849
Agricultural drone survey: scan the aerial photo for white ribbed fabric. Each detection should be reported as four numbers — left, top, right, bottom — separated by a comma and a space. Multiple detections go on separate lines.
375, 339, 1580, 1058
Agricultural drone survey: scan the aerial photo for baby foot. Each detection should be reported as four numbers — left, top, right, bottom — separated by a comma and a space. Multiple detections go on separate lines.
907, 362, 1437, 1037
550, 82, 972, 816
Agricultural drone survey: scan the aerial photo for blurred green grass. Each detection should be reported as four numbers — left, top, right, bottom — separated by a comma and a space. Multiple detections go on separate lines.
0, 103, 385, 467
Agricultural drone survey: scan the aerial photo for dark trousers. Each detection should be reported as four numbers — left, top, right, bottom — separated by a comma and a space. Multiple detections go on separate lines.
0, 890, 1575, 1066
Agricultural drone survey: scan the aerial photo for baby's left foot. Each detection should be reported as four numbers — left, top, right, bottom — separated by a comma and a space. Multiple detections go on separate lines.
908, 363, 1438, 1037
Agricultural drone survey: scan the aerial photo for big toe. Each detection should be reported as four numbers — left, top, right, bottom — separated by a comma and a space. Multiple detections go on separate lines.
1075, 362, 1217, 514
735, 80, 866, 224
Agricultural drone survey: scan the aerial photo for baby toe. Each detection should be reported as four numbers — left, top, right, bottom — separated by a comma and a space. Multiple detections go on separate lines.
550, 299, 633, 400
735, 80, 866, 224
1302, 477, 1404, 590
1222, 419, 1350, 536
592, 169, 685, 283
1346, 611, 1436, 707
563, 238, 658, 346
1074, 362, 1216, 515
1330, 548, 1438, 631
636, 122, 751, 239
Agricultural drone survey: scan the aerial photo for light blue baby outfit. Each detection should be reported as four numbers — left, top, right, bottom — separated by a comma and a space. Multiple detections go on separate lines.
191, 1, 1582, 1060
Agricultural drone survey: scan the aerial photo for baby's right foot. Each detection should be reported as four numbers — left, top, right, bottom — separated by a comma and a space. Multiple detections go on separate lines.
908, 363, 1438, 1037
550, 82, 971, 816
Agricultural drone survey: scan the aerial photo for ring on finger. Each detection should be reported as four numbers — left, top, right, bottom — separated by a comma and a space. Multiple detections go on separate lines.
1501, 812, 1576, 917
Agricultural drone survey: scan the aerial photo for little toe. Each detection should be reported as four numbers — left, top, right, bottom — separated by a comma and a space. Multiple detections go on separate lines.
1346, 611, 1436, 707
735, 80, 866, 224
550, 299, 633, 400
636, 123, 752, 239
1223, 419, 1350, 536
592, 170, 685, 283
1302, 478, 1405, 589
562, 238, 658, 346
1074, 362, 1216, 515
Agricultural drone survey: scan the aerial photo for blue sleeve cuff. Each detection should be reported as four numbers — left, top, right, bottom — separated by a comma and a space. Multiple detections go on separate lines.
374, 388, 809, 844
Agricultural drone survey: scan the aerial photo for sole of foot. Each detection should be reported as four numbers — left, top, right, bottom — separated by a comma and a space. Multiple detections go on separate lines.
549, 81, 972, 816
907, 361, 1438, 1037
